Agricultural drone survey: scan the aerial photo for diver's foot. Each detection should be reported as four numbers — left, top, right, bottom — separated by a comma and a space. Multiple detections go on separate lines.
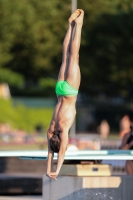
68, 9, 81, 25
75, 9, 84, 25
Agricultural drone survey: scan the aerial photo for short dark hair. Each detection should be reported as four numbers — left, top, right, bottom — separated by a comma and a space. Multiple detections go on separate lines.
50, 134, 61, 153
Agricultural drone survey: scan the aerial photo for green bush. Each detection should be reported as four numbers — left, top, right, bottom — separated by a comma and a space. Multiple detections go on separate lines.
0, 99, 54, 133
0, 68, 24, 87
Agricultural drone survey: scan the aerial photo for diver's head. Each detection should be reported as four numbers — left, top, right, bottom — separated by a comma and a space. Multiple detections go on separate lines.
50, 133, 61, 153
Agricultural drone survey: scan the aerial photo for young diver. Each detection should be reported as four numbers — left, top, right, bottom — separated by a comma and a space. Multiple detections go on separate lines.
46, 9, 84, 180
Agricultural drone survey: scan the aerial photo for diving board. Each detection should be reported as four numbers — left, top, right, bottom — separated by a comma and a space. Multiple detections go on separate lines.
0, 150, 133, 160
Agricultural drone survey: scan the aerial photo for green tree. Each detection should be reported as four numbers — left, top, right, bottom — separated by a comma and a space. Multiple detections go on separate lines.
0, 68, 24, 87
1, 0, 133, 100
79, 0, 133, 100
0, 0, 70, 79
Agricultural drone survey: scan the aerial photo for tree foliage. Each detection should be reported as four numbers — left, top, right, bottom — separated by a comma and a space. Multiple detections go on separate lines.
0, 68, 24, 87
0, 0, 133, 100
0, 0, 69, 77
79, 0, 133, 100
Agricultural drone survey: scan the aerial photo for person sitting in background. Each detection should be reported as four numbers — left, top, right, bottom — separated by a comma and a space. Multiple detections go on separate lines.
119, 115, 131, 139
119, 122, 133, 174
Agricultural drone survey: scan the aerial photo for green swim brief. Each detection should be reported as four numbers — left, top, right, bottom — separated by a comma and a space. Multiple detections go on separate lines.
55, 80, 78, 96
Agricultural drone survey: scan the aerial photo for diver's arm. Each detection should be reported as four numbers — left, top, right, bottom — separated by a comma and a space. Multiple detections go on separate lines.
55, 129, 68, 175
46, 132, 54, 174
46, 150, 54, 174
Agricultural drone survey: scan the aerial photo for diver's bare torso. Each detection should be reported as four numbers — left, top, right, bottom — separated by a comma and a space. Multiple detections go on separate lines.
48, 95, 77, 138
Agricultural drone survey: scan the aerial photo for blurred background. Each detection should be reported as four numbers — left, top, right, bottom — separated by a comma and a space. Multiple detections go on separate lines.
0, 0, 133, 198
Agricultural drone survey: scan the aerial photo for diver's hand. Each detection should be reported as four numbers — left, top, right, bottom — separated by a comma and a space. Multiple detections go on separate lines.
46, 172, 58, 180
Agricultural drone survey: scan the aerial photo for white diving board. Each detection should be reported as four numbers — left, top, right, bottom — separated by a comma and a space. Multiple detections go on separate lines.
0, 150, 133, 160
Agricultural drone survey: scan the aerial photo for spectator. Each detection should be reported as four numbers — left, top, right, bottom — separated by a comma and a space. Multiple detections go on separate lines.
99, 120, 110, 139
119, 122, 133, 174
119, 115, 131, 139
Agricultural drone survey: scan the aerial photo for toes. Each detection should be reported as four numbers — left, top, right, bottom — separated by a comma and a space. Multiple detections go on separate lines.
78, 9, 84, 13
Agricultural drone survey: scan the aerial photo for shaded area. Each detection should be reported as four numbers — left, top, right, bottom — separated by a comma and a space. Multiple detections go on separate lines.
0, 157, 46, 195
0, 157, 6, 173
0, 176, 42, 195
0, 196, 42, 200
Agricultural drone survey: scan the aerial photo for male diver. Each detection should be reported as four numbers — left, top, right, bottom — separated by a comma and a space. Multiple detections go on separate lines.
46, 9, 84, 180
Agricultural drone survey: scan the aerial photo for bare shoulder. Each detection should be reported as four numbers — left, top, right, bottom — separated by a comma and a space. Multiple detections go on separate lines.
47, 124, 55, 139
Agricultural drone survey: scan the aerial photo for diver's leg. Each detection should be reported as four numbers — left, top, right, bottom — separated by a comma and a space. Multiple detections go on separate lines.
57, 10, 80, 81
65, 9, 84, 90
